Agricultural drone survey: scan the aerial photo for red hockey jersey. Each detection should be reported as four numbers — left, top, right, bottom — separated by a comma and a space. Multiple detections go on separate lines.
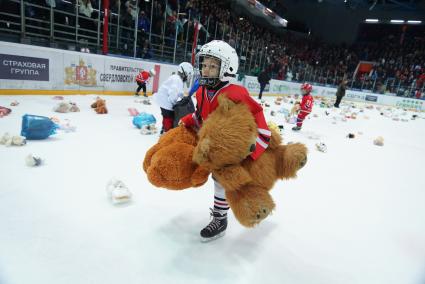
136, 71, 150, 83
300, 93, 314, 113
180, 83, 270, 160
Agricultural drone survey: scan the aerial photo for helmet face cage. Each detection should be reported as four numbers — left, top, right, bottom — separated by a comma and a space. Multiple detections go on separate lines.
178, 67, 188, 82
178, 62, 194, 83
196, 54, 222, 88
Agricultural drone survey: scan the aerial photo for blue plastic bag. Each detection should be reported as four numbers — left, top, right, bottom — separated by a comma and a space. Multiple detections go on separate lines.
132, 113, 156, 129
21, 114, 59, 140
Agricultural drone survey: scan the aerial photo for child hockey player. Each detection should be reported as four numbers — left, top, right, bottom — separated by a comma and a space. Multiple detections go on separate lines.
135, 69, 156, 97
152, 62, 193, 133
292, 83, 314, 131
179, 40, 270, 242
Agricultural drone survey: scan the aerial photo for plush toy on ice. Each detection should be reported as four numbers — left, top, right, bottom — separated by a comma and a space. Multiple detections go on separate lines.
91, 97, 108, 114
140, 124, 158, 135
106, 179, 132, 204
0, 106, 12, 117
26, 154, 42, 167
0, 133, 26, 146
54, 102, 80, 113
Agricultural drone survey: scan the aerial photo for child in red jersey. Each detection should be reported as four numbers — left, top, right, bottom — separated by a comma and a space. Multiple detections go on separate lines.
135, 69, 155, 97
292, 83, 314, 131
179, 40, 270, 242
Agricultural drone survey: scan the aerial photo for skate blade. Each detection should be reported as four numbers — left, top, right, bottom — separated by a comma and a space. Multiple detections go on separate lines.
200, 231, 226, 243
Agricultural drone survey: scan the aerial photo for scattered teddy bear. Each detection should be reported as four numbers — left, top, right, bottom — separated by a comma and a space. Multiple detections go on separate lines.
315, 142, 327, 153
26, 154, 42, 167
0, 133, 26, 146
290, 102, 300, 116
0, 106, 11, 117
106, 179, 132, 204
91, 98, 108, 114
69, 102, 80, 112
140, 124, 158, 135
54, 102, 71, 113
143, 125, 210, 190
373, 136, 384, 146
54, 102, 80, 113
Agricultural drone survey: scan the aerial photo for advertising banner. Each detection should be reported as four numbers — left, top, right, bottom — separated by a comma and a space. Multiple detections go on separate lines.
0, 53, 49, 81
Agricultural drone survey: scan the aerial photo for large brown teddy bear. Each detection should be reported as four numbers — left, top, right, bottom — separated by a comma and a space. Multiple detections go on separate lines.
143, 96, 307, 227
143, 126, 210, 190
192, 96, 307, 227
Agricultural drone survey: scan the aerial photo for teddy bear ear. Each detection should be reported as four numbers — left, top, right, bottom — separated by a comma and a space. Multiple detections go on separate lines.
217, 95, 236, 112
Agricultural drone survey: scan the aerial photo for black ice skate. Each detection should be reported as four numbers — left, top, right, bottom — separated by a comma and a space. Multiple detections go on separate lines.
292, 126, 302, 131
134, 92, 140, 97
143, 93, 148, 98
200, 209, 228, 242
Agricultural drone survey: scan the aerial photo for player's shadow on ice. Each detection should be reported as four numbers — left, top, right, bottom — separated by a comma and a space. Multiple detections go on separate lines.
157, 212, 277, 281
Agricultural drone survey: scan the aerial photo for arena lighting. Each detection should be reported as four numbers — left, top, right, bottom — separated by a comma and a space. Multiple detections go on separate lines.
365, 19, 379, 23
390, 20, 405, 23
407, 20, 422, 24
239, 17, 244, 20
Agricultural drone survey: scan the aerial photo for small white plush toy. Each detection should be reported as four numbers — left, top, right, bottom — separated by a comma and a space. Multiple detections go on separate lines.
0, 133, 26, 146
11, 135, 26, 146
140, 124, 158, 135
54, 102, 71, 113
0, 133, 11, 145
315, 142, 327, 153
106, 179, 132, 204
59, 119, 77, 133
69, 102, 80, 112
373, 136, 384, 146
26, 154, 42, 166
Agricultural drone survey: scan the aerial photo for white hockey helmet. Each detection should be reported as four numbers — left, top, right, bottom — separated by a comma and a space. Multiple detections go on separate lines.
178, 62, 194, 82
149, 69, 156, 76
195, 40, 239, 86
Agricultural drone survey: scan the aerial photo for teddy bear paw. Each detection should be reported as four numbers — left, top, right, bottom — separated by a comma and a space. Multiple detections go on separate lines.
251, 206, 272, 226
299, 155, 307, 169
226, 188, 275, 227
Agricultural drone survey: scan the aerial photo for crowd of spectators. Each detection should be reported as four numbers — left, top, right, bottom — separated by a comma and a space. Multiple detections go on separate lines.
1, 0, 424, 97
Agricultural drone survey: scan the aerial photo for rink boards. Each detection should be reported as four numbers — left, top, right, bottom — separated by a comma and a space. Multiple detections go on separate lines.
1, 41, 423, 111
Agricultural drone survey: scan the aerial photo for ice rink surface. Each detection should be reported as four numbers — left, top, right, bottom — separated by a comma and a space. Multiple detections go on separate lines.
1, 94, 425, 284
